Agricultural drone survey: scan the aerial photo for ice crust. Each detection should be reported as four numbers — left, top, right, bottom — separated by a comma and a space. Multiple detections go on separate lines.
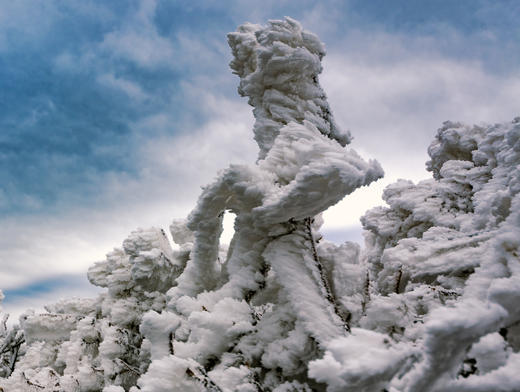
0, 18, 519, 392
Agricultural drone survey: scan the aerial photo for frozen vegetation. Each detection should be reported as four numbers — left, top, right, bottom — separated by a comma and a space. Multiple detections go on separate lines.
1, 17, 520, 391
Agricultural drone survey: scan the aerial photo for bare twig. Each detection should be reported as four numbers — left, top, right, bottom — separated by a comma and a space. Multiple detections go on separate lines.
185, 365, 223, 392
22, 371, 44, 389
362, 270, 371, 313
169, 331, 175, 355
304, 217, 350, 332
395, 266, 403, 294
9, 344, 20, 376
116, 358, 141, 375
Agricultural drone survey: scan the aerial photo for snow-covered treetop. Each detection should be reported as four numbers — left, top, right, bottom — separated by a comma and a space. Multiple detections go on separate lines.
228, 17, 352, 158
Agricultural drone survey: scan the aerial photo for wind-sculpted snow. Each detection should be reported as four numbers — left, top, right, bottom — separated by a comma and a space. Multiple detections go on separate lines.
228, 17, 352, 158
353, 118, 520, 391
1, 18, 519, 392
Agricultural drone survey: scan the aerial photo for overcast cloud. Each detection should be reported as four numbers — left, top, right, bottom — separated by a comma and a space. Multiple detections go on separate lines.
1, 0, 519, 320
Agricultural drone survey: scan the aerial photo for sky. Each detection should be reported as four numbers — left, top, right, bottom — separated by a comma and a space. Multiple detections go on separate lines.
1, 0, 519, 321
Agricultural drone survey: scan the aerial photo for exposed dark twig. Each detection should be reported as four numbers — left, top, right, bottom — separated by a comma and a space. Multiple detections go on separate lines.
304, 217, 350, 332
395, 266, 403, 294
22, 371, 44, 389
185, 365, 223, 392
169, 331, 175, 355
116, 358, 141, 375
9, 344, 20, 376
268, 219, 298, 241
250, 368, 266, 392
362, 270, 371, 313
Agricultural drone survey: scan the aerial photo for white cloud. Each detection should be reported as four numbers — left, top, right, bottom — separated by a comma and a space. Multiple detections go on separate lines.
172, 31, 229, 73
0, 213, 124, 290
0, 91, 255, 292
322, 44, 520, 161
319, 33, 520, 231
99, 0, 176, 69
1, 274, 102, 326
135, 92, 256, 187
0, 1, 60, 51
97, 73, 150, 101
101, 30, 176, 68
5, 27, 520, 292
3, 2, 520, 313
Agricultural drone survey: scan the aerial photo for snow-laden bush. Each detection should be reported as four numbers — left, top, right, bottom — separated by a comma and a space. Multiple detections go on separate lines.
1, 17, 519, 392
0, 291, 24, 380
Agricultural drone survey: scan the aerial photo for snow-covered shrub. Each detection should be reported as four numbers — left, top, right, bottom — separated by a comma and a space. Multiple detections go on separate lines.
0, 292, 25, 379
1, 17, 519, 392
0, 227, 188, 391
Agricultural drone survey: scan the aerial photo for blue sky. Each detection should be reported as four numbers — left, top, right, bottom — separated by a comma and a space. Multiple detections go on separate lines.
1, 0, 519, 321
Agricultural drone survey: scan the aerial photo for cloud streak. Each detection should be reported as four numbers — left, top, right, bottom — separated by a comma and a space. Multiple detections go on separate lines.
1, 274, 102, 326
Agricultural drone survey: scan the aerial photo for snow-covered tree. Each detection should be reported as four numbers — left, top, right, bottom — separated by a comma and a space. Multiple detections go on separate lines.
0, 291, 25, 380
1, 17, 519, 392
348, 118, 520, 392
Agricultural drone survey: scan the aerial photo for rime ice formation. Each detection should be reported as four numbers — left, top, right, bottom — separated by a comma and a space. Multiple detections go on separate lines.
228, 18, 352, 159
1, 18, 520, 392
0, 291, 24, 378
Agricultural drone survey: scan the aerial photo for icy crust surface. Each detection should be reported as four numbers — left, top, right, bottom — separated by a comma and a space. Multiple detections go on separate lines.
1, 18, 519, 392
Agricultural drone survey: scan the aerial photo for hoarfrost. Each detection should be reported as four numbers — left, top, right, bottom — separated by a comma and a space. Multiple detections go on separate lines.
1, 18, 519, 392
